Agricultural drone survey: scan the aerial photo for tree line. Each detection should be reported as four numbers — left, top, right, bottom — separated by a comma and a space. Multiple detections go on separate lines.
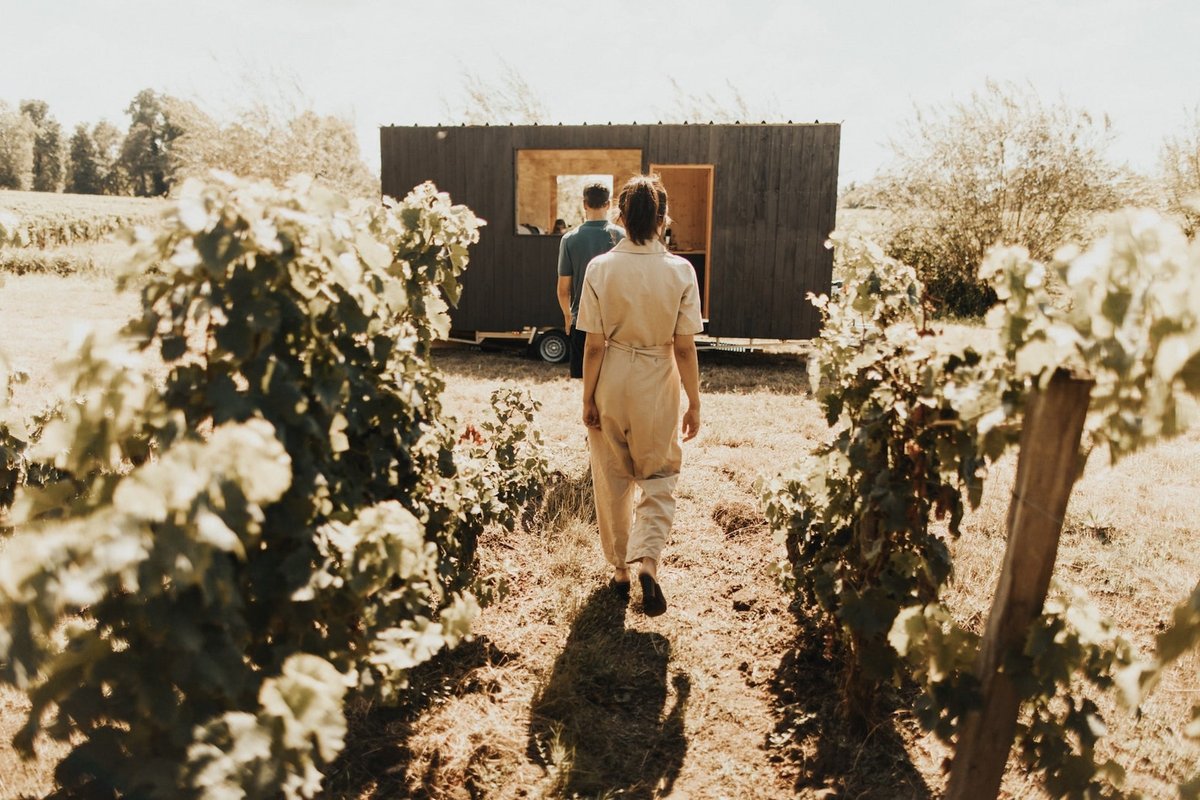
0, 89, 376, 199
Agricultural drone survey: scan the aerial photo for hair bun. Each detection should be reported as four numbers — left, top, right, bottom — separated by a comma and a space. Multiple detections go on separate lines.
617, 175, 668, 246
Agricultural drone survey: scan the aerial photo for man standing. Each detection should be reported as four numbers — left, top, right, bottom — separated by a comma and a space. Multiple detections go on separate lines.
557, 182, 624, 378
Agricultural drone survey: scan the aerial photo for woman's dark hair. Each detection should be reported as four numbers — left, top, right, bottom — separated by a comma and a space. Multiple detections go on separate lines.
617, 175, 668, 245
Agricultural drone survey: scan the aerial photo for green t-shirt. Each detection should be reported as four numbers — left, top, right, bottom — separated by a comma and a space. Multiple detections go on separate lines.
557, 220, 625, 318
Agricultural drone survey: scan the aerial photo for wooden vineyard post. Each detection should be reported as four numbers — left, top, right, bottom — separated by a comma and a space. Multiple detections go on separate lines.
946, 371, 1094, 800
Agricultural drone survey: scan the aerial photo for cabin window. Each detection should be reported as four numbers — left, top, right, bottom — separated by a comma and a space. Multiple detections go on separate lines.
515, 148, 642, 235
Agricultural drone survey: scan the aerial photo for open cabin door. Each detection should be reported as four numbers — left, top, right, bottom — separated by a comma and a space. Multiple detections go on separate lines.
650, 164, 714, 320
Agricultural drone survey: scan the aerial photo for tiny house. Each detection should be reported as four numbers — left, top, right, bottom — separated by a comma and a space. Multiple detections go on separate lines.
380, 122, 840, 357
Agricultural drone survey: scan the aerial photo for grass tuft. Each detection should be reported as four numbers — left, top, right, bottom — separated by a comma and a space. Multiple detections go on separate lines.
711, 498, 766, 538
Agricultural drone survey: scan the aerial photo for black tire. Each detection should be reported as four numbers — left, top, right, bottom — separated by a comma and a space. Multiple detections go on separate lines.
535, 330, 570, 364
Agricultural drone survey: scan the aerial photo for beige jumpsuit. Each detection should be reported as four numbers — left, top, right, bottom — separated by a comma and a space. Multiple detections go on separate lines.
576, 238, 704, 568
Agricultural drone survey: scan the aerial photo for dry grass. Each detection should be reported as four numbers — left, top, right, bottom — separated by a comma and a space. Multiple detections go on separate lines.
0, 189, 161, 279
0, 273, 139, 413
1, 274, 1198, 799
0, 240, 135, 278
0, 190, 164, 217
346, 346, 945, 799
0, 689, 71, 800
0, 190, 162, 251
942, 434, 1200, 798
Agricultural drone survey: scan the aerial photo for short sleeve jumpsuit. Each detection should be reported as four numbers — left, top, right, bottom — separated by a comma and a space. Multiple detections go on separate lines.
575, 238, 704, 569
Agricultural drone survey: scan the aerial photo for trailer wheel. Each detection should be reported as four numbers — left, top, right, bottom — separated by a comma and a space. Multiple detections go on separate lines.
535, 330, 570, 363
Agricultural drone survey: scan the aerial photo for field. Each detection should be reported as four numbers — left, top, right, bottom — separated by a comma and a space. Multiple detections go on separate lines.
0, 190, 166, 278
1, 245, 1197, 798
0, 190, 164, 248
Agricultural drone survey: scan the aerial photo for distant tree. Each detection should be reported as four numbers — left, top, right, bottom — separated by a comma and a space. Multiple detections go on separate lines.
92, 119, 126, 194
837, 176, 891, 210
18, 99, 48, 127
36, 119, 65, 191
20, 99, 65, 192
67, 123, 103, 194
448, 61, 548, 124
1161, 106, 1200, 238
281, 111, 376, 196
171, 104, 376, 197
172, 108, 249, 179
218, 118, 272, 177
120, 89, 169, 195
881, 80, 1121, 316
120, 89, 195, 196
0, 100, 36, 189
159, 96, 222, 181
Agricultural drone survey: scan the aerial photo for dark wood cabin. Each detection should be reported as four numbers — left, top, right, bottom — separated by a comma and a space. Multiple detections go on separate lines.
380, 123, 840, 340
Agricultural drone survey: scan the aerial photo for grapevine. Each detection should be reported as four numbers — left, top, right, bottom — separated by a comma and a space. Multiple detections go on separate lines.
0, 174, 547, 799
766, 210, 1200, 797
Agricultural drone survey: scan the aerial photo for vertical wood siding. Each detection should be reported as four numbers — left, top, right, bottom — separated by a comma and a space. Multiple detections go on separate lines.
380, 123, 839, 339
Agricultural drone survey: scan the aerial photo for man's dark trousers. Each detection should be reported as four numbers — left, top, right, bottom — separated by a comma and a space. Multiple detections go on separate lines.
569, 325, 587, 379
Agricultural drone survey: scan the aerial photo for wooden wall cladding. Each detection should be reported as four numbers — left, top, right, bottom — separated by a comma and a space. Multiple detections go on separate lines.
381, 123, 840, 339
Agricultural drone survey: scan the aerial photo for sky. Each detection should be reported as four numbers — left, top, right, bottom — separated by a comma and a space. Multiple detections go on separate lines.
1, 0, 1197, 188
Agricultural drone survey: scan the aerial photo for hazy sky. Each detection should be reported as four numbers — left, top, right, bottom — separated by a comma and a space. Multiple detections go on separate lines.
1, 0, 1196, 187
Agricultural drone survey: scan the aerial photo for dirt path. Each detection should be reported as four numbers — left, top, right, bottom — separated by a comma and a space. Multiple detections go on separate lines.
327, 347, 923, 800
364, 346, 1198, 800
2, 277, 836, 799
0, 280, 949, 799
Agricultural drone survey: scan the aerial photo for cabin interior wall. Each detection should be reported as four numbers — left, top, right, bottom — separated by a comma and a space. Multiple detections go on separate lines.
655, 167, 711, 253
652, 165, 714, 317
516, 149, 641, 232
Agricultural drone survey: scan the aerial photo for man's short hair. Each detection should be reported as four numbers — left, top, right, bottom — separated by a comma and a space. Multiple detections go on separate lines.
583, 183, 611, 209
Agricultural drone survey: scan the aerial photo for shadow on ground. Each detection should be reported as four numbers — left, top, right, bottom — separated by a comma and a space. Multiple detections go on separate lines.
433, 343, 810, 396
322, 636, 516, 800
768, 605, 935, 799
433, 342, 567, 385
528, 587, 690, 800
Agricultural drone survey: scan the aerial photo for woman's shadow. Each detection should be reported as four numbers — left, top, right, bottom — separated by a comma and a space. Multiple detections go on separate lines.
528, 587, 690, 799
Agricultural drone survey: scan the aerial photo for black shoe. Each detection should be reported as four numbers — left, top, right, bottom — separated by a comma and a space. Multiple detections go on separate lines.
609, 578, 631, 602
639, 573, 667, 617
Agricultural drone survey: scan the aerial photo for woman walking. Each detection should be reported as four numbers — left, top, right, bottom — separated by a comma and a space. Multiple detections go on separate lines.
575, 174, 703, 616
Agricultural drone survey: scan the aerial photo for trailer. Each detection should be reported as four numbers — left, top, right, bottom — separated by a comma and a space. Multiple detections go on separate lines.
379, 122, 840, 360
